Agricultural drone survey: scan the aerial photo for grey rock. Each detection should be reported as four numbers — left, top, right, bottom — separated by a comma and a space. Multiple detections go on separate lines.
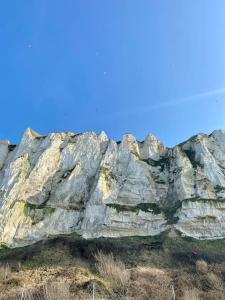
1, 128, 225, 247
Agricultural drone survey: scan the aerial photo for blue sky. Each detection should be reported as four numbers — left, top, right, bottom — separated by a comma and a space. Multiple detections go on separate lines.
1, 1, 225, 147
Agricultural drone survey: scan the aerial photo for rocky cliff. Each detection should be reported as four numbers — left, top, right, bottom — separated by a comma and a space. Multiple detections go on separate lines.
1, 128, 225, 247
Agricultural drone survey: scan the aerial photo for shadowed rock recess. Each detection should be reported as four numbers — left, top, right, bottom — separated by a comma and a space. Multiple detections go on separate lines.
1, 128, 225, 247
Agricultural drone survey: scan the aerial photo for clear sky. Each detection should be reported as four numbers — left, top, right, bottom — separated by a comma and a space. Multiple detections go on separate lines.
1, 1, 225, 147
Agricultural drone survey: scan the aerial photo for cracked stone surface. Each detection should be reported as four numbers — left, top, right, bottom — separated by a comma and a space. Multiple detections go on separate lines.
1, 128, 225, 247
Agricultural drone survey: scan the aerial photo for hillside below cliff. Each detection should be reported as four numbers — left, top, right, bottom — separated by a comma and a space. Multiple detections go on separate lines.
0, 233, 225, 299
1, 128, 225, 248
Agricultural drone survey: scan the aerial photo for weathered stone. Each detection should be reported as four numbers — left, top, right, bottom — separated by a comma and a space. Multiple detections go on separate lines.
1, 128, 225, 247
0, 140, 9, 170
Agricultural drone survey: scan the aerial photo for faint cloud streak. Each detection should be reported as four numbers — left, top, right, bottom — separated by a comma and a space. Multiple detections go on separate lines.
116, 87, 225, 117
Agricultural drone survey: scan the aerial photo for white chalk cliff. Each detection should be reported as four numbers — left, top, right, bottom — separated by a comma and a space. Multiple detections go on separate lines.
1, 128, 225, 247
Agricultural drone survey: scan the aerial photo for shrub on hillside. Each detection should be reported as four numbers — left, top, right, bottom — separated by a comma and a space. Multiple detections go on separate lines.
201, 272, 224, 291
94, 250, 130, 292
196, 259, 208, 274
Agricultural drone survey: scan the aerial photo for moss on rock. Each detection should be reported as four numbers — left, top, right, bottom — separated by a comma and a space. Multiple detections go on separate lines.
24, 202, 55, 225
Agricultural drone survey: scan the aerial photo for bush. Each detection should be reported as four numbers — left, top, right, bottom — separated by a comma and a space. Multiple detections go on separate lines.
94, 250, 130, 292
196, 260, 208, 274
201, 272, 224, 291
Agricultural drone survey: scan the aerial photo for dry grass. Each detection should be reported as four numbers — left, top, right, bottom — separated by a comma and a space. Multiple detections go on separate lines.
1, 235, 225, 300
202, 290, 225, 300
0, 264, 12, 281
0, 281, 75, 300
173, 270, 196, 298
43, 281, 72, 300
94, 250, 130, 292
0, 262, 225, 300
181, 288, 201, 300
196, 260, 208, 274
201, 272, 224, 291
128, 267, 173, 300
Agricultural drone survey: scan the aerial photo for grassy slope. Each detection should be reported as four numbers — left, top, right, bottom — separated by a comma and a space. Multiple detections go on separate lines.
1, 233, 225, 299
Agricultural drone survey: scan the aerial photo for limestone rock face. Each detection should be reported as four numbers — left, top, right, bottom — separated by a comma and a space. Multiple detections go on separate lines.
175, 200, 225, 239
1, 129, 225, 247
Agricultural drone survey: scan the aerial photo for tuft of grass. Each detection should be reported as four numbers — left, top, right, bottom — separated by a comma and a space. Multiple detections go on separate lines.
196, 259, 208, 274
181, 289, 201, 300
0, 264, 12, 281
201, 272, 224, 291
94, 250, 130, 292
129, 267, 172, 300
43, 281, 72, 300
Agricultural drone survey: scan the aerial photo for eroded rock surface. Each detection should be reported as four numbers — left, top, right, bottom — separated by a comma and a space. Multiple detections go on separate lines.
1, 128, 225, 247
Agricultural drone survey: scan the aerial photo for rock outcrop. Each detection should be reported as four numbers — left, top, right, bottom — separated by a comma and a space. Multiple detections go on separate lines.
1, 128, 225, 247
